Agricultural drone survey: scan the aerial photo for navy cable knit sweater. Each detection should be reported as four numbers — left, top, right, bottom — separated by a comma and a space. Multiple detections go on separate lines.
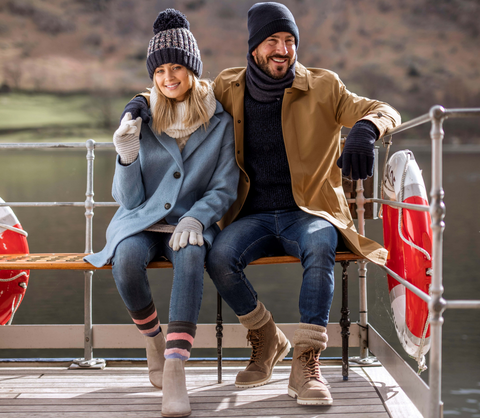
239, 87, 297, 217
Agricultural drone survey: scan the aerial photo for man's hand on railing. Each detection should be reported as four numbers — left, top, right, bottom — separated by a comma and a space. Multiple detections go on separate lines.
169, 217, 204, 251
121, 96, 151, 124
336, 120, 379, 180
113, 112, 142, 165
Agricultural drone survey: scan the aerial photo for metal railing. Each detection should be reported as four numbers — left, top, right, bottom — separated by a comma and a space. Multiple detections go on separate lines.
347, 105, 480, 418
1, 105, 480, 416
0, 140, 118, 368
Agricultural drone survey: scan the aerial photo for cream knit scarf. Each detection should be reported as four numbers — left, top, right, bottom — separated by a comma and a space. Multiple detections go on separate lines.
149, 83, 216, 152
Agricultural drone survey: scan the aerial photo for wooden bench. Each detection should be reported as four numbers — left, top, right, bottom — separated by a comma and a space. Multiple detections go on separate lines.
0, 251, 360, 380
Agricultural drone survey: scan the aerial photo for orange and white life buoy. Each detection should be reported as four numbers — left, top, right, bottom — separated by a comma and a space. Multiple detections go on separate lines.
0, 197, 30, 325
382, 150, 432, 371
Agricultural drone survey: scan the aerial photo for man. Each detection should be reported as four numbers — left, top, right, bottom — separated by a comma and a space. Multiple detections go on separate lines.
123, 2, 400, 406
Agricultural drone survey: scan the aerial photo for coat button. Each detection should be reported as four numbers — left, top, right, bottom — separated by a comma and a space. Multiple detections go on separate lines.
165, 203, 171, 210
245, 176, 249, 183
237, 120, 241, 123
173, 172, 181, 179
236, 83, 240, 87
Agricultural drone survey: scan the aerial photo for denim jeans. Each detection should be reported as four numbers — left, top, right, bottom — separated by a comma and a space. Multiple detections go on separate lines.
206, 209, 339, 327
111, 231, 206, 324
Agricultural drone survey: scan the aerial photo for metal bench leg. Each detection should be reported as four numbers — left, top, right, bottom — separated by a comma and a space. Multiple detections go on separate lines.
216, 292, 223, 383
340, 260, 350, 381
70, 270, 105, 369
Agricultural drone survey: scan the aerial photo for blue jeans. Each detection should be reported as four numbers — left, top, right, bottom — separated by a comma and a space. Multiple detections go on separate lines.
206, 209, 339, 327
111, 231, 206, 324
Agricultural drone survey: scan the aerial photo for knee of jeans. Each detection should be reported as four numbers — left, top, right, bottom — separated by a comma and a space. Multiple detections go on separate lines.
303, 227, 338, 257
206, 243, 238, 283
112, 240, 148, 276
173, 244, 206, 267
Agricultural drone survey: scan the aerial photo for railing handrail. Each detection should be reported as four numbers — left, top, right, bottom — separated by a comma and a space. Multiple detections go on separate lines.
381, 106, 480, 137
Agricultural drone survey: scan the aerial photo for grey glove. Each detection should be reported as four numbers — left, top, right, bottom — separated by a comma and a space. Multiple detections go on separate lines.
113, 112, 142, 165
169, 217, 204, 251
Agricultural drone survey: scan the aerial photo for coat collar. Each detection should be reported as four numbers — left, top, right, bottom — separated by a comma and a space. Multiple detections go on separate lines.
228, 62, 309, 92
148, 101, 223, 166
181, 101, 222, 161
291, 62, 309, 91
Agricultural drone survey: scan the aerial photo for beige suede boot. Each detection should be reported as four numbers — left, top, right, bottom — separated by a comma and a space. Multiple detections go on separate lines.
287, 323, 333, 405
235, 302, 291, 388
145, 332, 166, 389
161, 358, 191, 418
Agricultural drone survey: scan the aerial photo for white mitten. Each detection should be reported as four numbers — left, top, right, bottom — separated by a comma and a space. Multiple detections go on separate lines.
113, 112, 142, 164
169, 217, 204, 251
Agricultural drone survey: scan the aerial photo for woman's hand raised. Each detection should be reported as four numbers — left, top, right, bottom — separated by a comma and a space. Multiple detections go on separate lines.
113, 112, 143, 165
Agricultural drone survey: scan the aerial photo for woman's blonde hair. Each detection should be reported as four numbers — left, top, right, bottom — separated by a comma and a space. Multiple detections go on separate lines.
152, 69, 212, 134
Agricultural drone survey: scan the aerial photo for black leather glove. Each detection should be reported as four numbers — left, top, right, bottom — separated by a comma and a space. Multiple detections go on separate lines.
336, 120, 380, 180
120, 96, 150, 124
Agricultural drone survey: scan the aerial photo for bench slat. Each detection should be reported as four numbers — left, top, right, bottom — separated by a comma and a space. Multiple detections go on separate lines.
0, 252, 361, 270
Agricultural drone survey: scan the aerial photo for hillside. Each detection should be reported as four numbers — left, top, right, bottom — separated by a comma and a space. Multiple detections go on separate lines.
0, 0, 479, 139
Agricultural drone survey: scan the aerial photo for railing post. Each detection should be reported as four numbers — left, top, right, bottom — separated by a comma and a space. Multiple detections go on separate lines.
71, 139, 105, 369
428, 106, 447, 418
84, 139, 95, 361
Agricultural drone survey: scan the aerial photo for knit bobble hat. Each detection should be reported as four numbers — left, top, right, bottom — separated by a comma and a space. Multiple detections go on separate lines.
146, 8, 202, 79
247, 2, 299, 54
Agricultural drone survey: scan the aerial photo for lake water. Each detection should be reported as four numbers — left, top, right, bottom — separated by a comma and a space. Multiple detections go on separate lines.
0, 144, 479, 416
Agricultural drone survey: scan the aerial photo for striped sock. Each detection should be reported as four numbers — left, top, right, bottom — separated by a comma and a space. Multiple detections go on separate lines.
127, 300, 161, 337
165, 321, 197, 361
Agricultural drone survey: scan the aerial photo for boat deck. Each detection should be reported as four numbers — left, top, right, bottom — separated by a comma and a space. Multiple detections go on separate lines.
0, 362, 422, 418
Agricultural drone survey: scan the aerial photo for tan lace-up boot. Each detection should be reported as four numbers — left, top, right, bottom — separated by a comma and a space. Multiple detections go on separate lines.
287, 323, 332, 405
145, 331, 166, 389
235, 302, 291, 388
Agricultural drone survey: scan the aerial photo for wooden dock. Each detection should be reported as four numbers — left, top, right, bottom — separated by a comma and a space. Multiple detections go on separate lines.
0, 363, 422, 417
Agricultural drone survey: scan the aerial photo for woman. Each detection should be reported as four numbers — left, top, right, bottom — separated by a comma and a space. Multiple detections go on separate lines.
85, 9, 239, 418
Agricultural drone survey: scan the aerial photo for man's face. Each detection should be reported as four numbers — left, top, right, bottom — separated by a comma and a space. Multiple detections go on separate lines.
252, 32, 296, 80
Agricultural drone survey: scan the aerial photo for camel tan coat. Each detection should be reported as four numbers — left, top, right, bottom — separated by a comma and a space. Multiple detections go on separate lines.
138, 63, 401, 264
212, 63, 401, 265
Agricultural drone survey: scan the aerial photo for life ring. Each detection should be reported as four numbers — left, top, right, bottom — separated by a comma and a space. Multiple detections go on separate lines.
0, 197, 30, 325
382, 150, 432, 371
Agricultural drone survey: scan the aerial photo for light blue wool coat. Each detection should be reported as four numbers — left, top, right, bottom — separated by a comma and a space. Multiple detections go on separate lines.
85, 101, 239, 268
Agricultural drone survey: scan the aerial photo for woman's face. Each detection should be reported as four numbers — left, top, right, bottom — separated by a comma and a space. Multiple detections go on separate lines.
154, 63, 190, 102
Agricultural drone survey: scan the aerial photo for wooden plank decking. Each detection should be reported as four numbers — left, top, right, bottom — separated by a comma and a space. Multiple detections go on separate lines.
0, 363, 421, 418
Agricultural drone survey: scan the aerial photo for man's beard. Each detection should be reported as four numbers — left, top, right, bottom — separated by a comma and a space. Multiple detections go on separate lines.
255, 54, 293, 79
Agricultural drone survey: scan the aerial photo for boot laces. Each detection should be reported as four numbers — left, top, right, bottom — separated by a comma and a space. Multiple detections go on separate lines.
298, 347, 322, 381
246, 329, 264, 362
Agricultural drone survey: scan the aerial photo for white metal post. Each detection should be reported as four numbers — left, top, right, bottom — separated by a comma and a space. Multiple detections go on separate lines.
71, 139, 105, 368
428, 106, 447, 418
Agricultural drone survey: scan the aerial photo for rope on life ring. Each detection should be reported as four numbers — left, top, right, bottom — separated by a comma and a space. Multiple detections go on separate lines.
0, 223, 28, 237
0, 271, 28, 282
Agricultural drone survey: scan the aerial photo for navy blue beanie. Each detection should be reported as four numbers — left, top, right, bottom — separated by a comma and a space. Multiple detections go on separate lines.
247, 2, 299, 54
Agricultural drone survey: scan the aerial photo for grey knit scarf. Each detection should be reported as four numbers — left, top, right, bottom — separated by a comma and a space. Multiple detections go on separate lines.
245, 53, 296, 103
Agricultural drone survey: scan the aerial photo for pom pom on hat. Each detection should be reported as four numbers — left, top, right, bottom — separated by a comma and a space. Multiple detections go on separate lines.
146, 8, 202, 79
153, 8, 190, 34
